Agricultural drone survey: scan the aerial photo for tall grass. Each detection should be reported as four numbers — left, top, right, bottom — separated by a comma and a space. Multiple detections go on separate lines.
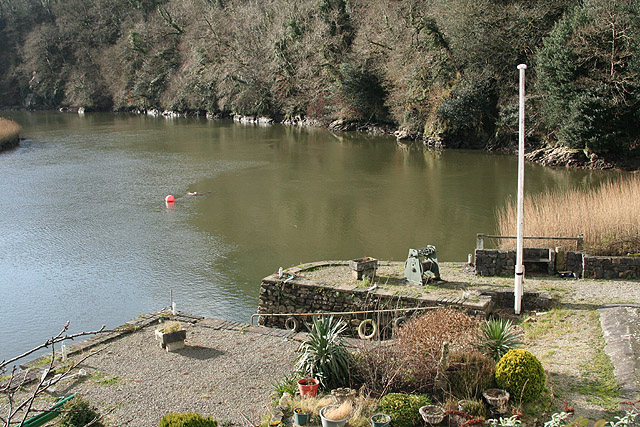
497, 177, 640, 256
0, 118, 21, 145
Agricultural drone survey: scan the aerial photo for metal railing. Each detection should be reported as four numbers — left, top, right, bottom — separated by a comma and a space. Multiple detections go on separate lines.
476, 233, 584, 251
250, 306, 440, 326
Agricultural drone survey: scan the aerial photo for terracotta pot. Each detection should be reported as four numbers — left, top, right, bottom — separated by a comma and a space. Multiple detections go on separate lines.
297, 378, 320, 398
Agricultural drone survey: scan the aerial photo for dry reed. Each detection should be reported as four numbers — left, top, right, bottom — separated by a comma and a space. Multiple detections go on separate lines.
0, 118, 21, 143
497, 176, 640, 255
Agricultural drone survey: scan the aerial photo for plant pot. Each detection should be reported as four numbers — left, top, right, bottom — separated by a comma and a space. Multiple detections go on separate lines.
419, 405, 445, 425
154, 329, 186, 352
297, 378, 320, 398
331, 387, 356, 404
483, 388, 509, 412
320, 405, 349, 427
294, 408, 311, 426
370, 413, 391, 427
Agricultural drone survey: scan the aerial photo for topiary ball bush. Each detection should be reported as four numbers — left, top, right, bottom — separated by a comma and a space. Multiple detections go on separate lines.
158, 412, 217, 427
378, 393, 430, 427
495, 349, 545, 402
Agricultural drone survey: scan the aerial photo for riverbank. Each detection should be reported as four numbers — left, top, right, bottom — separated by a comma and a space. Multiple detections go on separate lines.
6, 108, 639, 170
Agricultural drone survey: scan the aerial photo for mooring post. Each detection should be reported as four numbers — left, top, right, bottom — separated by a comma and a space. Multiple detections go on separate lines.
514, 64, 527, 315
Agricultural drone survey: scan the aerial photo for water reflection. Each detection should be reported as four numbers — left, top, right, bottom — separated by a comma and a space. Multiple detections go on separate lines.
0, 111, 620, 362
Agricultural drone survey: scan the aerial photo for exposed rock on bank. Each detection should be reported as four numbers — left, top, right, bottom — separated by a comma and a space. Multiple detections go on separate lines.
525, 146, 614, 169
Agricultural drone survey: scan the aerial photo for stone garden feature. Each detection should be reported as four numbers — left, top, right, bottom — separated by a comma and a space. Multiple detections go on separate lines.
349, 257, 378, 281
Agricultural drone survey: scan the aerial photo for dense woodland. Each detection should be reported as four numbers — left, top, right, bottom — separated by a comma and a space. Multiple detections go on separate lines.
1, 0, 639, 157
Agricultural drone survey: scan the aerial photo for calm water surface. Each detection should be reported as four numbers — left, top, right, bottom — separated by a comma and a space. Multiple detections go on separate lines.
0, 112, 614, 362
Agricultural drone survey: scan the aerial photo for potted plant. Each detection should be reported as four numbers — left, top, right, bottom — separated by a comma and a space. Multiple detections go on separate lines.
297, 378, 320, 398
331, 387, 356, 404
370, 413, 391, 427
419, 405, 445, 425
320, 402, 352, 427
483, 388, 510, 413
294, 407, 311, 426
458, 399, 486, 418
155, 321, 186, 352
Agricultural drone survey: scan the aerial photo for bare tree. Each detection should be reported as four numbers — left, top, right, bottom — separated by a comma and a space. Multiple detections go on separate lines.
0, 322, 106, 427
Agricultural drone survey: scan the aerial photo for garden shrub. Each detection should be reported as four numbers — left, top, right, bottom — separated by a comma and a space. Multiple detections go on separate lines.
377, 393, 430, 427
445, 351, 496, 399
393, 308, 480, 392
479, 317, 522, 362
158, 412, 217, 427
495, 349, 546, 402
296, 316, 355, 390
55, 396, 104, 427
355, 344, 407, 396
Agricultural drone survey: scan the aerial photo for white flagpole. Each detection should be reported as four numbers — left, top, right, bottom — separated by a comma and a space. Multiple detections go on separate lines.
515, 64, 527, 315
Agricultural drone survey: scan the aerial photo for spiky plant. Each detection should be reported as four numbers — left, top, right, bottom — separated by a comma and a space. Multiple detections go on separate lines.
479, 318, 522, 361
295, 316, 354, 390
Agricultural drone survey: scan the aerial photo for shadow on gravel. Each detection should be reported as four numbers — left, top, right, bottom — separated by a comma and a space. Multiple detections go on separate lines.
179, 345, 225, 360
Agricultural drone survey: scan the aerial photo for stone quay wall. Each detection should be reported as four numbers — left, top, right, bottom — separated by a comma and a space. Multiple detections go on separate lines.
566, 252, 640, 279
475, 248, 556, 276
257, 262, 492, 337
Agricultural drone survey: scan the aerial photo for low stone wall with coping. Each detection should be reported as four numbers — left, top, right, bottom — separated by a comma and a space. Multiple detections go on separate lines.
475, 248, 556, 276
566, 252, 640, 279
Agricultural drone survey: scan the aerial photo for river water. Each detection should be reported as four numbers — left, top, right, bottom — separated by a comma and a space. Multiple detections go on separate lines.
0, 111, 613, 362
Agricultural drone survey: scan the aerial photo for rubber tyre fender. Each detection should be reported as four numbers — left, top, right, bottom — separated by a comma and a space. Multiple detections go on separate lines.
284, 316, 299, 331
394, 316, 407, 330
357, 319, 378, 340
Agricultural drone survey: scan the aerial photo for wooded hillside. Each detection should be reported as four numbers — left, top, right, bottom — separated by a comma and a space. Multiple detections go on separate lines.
1, 0, 639, 156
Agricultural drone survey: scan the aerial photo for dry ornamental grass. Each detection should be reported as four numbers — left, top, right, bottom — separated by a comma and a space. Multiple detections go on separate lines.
497, 176, 640, 256
0, 118, 21, 143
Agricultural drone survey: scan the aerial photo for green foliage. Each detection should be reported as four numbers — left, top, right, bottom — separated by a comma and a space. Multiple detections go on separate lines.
377, 393, 431, 427
432, 77, 499, 148
487, 414, 522, 426
458, 399, 487, 419
271, 373, 298, 400
55, 396, 104, 427
445, 351, 496, 399
479, 317, 523, 362
158, 412, 217, 427
339, 63, 388, 122
295, 316, 354, 390
536, 0, 640, 154
495, 349, 546, 403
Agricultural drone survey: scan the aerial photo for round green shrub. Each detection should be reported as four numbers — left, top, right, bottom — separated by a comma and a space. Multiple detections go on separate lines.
378, 393, 431, 427
495, 349, 545, 402
55, 396, 104, 427
158, 412, 217, 427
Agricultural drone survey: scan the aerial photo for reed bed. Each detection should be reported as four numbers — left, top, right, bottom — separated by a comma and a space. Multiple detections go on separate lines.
497, 176, 640, 256
0, 118, 21, 145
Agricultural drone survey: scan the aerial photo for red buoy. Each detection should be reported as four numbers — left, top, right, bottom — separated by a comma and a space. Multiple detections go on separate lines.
165, 195, 175, 203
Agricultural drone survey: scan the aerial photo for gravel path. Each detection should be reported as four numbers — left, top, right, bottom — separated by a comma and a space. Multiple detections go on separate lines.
4, 321, 300, 426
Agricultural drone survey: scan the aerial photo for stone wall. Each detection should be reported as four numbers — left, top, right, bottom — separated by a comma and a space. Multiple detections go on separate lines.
565, 251, 583, 275
257, 261, 555, 337
475, 248, 556, 276
257, 265, 492, 337
565, 252, 640, 279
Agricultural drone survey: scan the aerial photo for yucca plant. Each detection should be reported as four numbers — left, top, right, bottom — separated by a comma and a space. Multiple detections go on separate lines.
479, 318, 522, 361
295, 316, 354, 390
